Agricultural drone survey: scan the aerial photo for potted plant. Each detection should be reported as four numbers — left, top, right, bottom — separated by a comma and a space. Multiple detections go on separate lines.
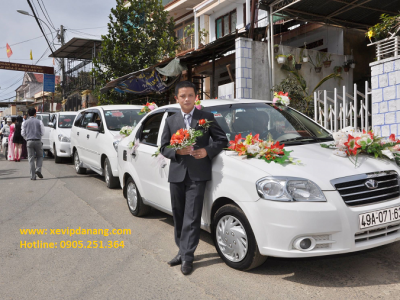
343, 62, 351, 72
309, 52, 323, 73
276, 54, 286, 64
300, 48, 308, 63
274, 44, 279, 53
286, 54, 294, 62
323, 54, 333, 68
333, 66, 343, 74
347, 58, 356, 68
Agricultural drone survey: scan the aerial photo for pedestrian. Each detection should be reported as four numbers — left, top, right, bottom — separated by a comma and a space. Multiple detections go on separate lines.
20, 114, 28, 159
13, 116, 25, 162
22, 108, 45, 180
160, 81, 228, 275
8, 117, 16, 161
23, 114, 27, 122
0, 117, 11, 152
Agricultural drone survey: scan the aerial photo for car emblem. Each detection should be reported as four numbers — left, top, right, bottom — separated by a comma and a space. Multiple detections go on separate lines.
365, 179, 379, 189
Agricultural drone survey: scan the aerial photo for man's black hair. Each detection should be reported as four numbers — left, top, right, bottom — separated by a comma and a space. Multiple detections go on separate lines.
175, 81, 197, 96
28, 108, 36, 116
17, 116, 23, 123
11, 117, 16, 123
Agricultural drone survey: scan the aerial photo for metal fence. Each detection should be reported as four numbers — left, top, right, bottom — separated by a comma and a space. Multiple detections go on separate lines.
368, 36, 400, 61
314, 82, 371, 132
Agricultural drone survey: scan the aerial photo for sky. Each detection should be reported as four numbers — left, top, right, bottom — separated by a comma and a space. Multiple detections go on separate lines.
0, 0, 116, 102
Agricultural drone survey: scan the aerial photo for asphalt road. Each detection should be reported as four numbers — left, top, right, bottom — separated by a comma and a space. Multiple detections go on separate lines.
1, 153, 400, 300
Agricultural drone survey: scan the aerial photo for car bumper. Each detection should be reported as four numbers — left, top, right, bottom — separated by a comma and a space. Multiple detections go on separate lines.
242, 191, 400, 258
57, 142, 72, 157
109, 154, 119, 177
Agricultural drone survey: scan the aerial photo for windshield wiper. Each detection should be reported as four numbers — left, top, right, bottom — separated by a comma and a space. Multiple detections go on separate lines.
279, 136, 333, 143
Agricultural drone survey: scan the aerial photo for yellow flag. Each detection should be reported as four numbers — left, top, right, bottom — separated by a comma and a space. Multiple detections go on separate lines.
30, 50, 33, 60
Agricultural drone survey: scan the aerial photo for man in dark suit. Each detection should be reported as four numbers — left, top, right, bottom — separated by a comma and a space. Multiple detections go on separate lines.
160, 81, 228, 275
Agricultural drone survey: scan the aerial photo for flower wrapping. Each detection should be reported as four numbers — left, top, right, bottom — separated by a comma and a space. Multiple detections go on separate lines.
167, 128, 203, 150
273, 91, 290, 106
138, 102, 158, 115
119, 126, 134, 137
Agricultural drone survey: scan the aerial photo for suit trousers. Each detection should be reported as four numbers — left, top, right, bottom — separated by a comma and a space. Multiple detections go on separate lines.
170, 172, 206, 262
27, 140, 43, 180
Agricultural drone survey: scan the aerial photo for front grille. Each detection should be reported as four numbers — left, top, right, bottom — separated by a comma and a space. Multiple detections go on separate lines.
331, 171, 400, 206
355, 223, 400, 243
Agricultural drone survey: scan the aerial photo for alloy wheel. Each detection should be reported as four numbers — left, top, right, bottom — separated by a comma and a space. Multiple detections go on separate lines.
216, 215, 248, 262
74, 152, 80, 172
127, 181, 138, 211
105, 164, 110, 185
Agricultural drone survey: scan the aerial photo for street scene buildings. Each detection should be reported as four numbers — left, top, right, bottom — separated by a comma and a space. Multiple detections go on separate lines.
1, 0, 400, 299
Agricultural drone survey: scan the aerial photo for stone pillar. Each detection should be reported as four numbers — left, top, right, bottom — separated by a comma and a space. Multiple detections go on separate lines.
235, 37, 253, 99
371, 58, 400, 137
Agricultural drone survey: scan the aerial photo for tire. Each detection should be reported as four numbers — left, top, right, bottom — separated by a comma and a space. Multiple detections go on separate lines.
104, 157, 120, 189
125, 176, 150, 217
212, 204, 267, 271
54, 145, 62, 164
74, 150, 86, 174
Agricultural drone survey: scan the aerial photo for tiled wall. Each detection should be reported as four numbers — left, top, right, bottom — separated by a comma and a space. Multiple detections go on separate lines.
371, 58, 400, 137
235, 37, 253, 99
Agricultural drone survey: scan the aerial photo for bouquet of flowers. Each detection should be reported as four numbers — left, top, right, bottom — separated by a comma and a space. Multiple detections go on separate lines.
227, 133, 297, 165
320, 126, 400, 166
194, 99, 204, 110
119, 126, 134, 137
138, 102, 158, 115
167, 128, 203, 150
273, 91, 290, 106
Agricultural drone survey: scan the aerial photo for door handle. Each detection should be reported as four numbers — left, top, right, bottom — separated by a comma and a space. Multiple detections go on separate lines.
161, 163, 167, 168
77, 132, 79, 136
87, 134, 90, 139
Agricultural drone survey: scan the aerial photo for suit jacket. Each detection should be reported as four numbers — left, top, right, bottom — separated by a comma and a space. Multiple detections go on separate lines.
160, 108, 228, 183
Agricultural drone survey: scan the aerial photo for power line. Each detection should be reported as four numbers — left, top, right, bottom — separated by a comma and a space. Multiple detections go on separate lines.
0, 31, 56, 49
67, 29, 102, 38
37, 0, 56, 30
39, 0, 55, 29
68, 26, 107, 30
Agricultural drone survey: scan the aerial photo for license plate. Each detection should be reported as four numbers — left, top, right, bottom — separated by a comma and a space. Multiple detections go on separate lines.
359, 206, 400, 229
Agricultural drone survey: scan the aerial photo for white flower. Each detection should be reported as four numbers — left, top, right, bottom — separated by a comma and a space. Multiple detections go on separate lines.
247, 144, 261, 155
336, 138, 348, 150
280, 95, 290, 106
333, 131, 347, 142
341, 126, 356, 136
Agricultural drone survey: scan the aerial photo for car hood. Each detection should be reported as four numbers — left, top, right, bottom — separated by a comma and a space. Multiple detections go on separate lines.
225, 143, 400, 190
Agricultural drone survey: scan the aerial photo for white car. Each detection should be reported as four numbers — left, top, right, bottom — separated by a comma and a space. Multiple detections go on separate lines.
71, 105, 143, 188
117, 99, 400, 271
49, 112, 77, 163
35, 113, 52, 151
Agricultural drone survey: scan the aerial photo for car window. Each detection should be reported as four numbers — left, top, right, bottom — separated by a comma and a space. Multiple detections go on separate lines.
103, 109, 143, 131
41, 115, 50, 126
203, 103, 331, 143
81, 112, 94, 129
74, 112, 84, 127
58, 114, 77, 128
139, 113, 164, 146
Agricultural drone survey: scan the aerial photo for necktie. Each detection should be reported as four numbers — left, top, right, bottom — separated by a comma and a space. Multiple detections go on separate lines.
184, 114, 191, 130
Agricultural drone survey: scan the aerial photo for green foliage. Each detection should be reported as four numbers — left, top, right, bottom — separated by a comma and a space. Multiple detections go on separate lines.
92, 0, 178, 104
367, 13, 400, 41
308, 51, 324, 68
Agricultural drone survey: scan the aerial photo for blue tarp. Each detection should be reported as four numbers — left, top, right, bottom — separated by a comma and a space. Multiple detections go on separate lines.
114, 69, 180, 95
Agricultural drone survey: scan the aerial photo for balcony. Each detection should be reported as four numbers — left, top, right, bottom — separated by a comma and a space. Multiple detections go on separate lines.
176, 35, 195, 54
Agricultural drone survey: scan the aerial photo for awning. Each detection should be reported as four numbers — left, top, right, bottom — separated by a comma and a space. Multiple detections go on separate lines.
264, 0, 400, 29
49, 37, 102, 60
101, 30, 249, 93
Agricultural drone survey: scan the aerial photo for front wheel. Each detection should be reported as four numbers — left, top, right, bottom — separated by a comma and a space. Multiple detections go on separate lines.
212, 204, 267, 271
54, 145, 62, 164
74, 150, 86, 174
104, 158, 119, 189
125, 177, 150, 217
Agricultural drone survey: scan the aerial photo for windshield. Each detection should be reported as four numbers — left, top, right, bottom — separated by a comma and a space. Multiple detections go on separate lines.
203, 103, 332, 144
58, 114, 76, 128
104, 109, 144, 131
40, 115, 50, 126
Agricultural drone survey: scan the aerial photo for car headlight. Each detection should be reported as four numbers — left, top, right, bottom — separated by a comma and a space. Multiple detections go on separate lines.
256, 177, 326, 202
58, 134, 70, 143
113, 140, 119, 152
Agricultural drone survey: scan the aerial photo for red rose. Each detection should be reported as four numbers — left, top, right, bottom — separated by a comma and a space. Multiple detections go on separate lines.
199, 119, 206, 125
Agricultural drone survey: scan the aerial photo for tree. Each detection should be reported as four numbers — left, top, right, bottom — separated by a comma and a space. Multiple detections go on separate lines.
93, 0, 177, 104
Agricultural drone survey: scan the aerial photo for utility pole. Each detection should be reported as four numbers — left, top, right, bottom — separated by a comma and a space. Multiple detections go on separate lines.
59, 25, 66, 105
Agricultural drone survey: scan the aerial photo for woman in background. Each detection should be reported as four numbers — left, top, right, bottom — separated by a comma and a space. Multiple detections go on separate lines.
13, 116, 25, 162
8, 117, 16, 161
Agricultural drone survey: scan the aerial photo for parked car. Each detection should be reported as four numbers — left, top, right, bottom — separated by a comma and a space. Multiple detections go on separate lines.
48, 112, 77, 163
36, 113, 52, 152
117, 99, 400, 271
71, 105, 143, 188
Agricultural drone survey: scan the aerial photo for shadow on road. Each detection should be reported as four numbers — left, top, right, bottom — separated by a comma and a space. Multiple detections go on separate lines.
0, 168, 18, 176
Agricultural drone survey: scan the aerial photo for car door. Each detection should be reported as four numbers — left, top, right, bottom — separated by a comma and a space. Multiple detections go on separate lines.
133, 111, 172, 210
78, 111, 95, 164
49, 114, 57, 154
85, 109, 106, 169
40, 114, 51, 150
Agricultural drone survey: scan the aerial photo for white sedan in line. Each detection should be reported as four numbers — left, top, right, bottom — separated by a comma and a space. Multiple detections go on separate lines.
49, 112, 77, 163
117, 99, 400, 271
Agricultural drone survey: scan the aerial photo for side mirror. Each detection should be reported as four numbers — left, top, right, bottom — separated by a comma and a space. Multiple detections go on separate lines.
87, 122, 99, 131
48, 122, 54, 128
